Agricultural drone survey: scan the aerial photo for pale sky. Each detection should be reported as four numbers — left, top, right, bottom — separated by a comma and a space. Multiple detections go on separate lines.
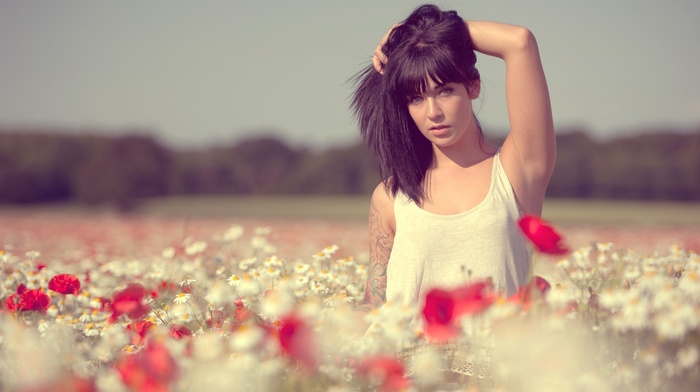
1, 0, 699, 150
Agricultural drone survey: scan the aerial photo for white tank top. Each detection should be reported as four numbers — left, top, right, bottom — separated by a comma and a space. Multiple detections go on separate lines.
385, 152, 531, 305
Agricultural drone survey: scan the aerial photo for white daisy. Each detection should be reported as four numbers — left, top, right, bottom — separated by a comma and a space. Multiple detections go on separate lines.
79, 311, 92, 323
295, 275, 309, 287
293, 262, 310, 275
215, 266, 226, 276
264, 256, 283, 267
254, 226, 272, 235
179, 279, 196, 287
238, 257, 257, 271
185, 241, 207, 255
25, 250, 41, 260
223, 225, 244, 242
264, 266, 282, 278
321, 245, 339, 257
229, 324, 265, 352
410, 348, 445, 385
83, 323, 101, 337
227, 274, 242, 287
677, 345, 699, 369
173, 293, 191, 304
250, 236, 269, 249
161, 247, 176, 259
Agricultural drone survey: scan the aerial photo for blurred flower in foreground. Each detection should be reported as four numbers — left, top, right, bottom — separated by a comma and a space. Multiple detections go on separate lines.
278, 314, 318, 370
109, 283, 149, 321
356, 355, 410, 392
518, 215, 570, 255
48, 273, 81, 295
509, 275, 551, 310
422, 280, 494, 341
117, 340, 179, 391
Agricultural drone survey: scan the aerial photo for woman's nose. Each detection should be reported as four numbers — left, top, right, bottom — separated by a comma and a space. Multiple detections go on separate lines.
427, 98, 443, 120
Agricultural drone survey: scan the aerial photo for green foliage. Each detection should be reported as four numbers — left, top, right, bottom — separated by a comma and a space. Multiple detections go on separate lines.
0, 131, 170, 208
0, 126, 699, 204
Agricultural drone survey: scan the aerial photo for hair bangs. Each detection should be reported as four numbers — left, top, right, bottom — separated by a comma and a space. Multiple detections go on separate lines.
388, 44, 469, 102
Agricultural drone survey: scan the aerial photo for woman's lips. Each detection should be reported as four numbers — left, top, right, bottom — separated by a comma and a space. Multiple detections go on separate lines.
429, 125, 449, 136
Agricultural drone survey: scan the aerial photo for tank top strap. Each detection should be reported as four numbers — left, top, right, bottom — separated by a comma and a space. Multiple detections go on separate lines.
492, 151, 522, 216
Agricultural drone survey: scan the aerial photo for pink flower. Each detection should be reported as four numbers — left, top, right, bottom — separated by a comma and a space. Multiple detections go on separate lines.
48, 273, 81, 295
518, 215, 570, 255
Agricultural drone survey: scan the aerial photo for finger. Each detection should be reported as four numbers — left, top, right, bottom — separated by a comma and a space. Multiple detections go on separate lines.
372, 55, 384, 74
373, 48, 388, 73
374, 45, 388, 64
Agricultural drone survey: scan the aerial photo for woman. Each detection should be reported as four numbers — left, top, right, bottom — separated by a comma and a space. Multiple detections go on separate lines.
352, 4, 555, 310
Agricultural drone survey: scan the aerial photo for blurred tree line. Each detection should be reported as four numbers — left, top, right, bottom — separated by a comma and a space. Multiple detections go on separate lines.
1, 128, 699, 207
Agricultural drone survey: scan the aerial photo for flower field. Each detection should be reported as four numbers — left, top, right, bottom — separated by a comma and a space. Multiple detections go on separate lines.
1, 211, 700, 391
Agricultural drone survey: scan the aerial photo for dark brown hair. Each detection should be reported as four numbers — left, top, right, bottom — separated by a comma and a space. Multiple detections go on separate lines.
351, 4, 481, 204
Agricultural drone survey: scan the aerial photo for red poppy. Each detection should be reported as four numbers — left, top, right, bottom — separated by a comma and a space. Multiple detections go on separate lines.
451, 281, 496, 317
117, 341, 178, 392
356, 355, 410, 392
170, 324, 193, 340
48, 273, 81, 295
110, 283, 149, 321
206, 310, 224, 329
3, 293, 19, 312
233, 302, 253, 327
17, 289, 51, 312
509, 275, 551, 310
421, 281, 495, 341
421, 288, 458, 341
127, 320, 155, 345
518, 215, 570, 255
278, 314, 318, 370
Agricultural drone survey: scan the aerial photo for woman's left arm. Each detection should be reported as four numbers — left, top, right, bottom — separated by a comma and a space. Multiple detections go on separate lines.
467, 21, 555, 216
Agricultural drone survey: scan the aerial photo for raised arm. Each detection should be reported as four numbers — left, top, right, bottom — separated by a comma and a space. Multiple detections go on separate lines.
360, 184, 395, 311
466, 21, 555, 216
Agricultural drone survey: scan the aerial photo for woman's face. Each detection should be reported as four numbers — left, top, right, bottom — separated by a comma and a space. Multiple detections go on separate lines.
406, 78, 478, 149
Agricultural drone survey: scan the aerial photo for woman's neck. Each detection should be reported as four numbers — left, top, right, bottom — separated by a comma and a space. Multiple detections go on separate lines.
431, 129, 496, 169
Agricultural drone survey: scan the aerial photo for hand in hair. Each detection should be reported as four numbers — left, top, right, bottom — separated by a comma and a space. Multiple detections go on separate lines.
371, 24, 399, 74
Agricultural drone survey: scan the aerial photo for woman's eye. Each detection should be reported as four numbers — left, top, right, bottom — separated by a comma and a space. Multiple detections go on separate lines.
439, 87, 453, 95
408, 96, 423, 104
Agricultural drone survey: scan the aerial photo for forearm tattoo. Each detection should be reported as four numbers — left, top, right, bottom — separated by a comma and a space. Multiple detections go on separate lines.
363, 200, 393, 309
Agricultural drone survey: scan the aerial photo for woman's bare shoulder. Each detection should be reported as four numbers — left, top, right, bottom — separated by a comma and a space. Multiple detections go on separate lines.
370, 182, 396, 232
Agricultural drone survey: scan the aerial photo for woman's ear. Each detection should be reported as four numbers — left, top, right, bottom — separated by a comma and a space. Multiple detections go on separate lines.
467, 79, 481, 99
